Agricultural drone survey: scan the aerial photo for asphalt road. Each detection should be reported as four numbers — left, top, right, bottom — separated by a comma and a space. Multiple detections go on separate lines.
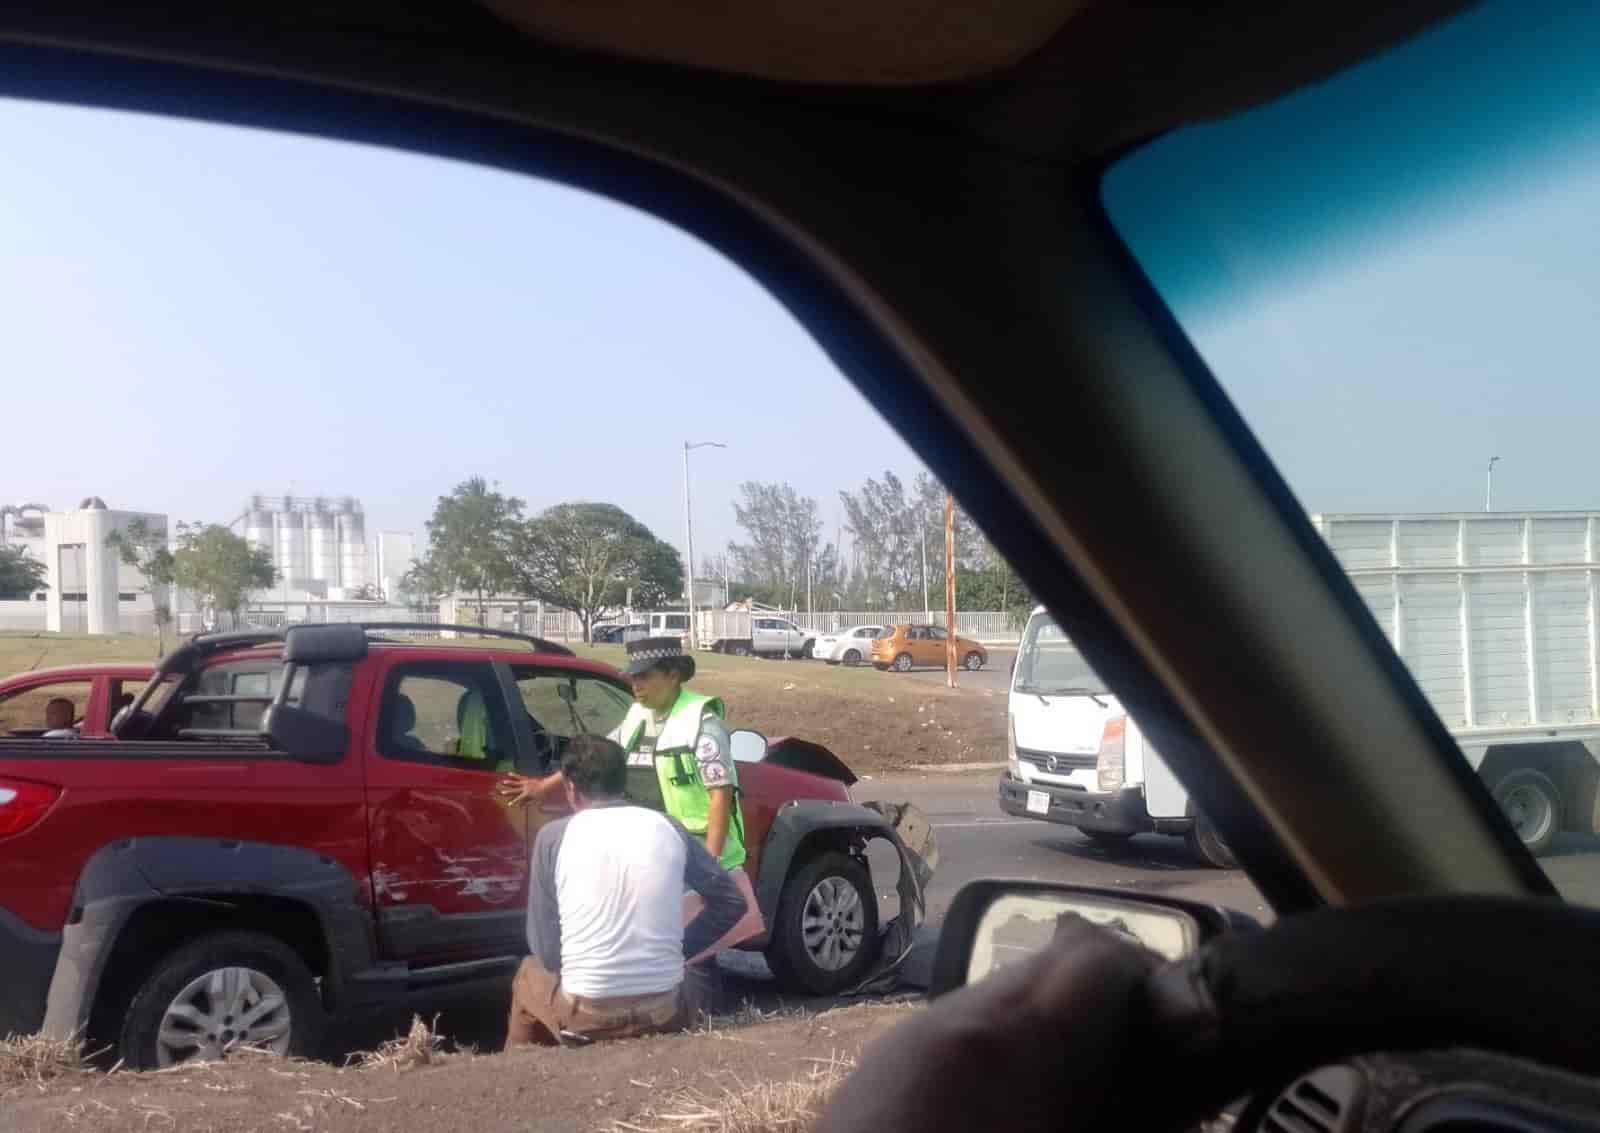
897, 647, 1017, 693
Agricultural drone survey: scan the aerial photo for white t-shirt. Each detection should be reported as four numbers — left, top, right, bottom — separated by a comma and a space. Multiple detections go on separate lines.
526, 803, 741, 999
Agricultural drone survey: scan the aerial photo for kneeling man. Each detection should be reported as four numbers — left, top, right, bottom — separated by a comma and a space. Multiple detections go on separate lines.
507, 734, 745, 1046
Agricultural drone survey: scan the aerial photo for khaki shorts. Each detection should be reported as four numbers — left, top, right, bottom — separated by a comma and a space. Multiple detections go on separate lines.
505, 956, 686, 1048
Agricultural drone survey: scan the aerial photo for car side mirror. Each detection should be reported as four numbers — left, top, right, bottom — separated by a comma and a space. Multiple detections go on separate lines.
928, 880, 1258, 996
729, 728, 769, 763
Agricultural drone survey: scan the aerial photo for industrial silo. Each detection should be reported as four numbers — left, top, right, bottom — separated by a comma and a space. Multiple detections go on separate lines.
337, 504, 367, 591
307, 505, 337, 586
244, 505, 275, 562
277, 507, 308, 588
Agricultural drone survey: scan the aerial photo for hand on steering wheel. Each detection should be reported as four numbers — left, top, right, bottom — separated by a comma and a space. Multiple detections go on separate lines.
818, 916, 1160, 1133
820, 898, 1600, 1133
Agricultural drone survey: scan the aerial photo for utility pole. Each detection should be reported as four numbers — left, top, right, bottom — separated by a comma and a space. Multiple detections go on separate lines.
682, 441, 726, 625
920, 509, 930, 621
1485, 455, 1500, 512
945, 494, 957, 687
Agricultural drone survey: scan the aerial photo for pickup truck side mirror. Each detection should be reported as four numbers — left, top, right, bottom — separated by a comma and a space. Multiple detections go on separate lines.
927, 880, 1259, 996
729, 728, 769, 763
261, 704, 347, 764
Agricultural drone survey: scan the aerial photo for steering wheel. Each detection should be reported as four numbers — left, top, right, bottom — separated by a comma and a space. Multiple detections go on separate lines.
1142, 897, 1600, 1129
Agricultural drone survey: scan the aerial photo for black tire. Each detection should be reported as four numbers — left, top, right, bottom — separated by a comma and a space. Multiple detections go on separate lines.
842, 648, 862, 665
800, 640, 815, 659
731, 642, 752, 657
1491, 767, 1561, 856
118, 930, 324, 1070
765, 851, 880, 995
891, 652, 914, 673
1185, 812, 1238, 869
962, 651, 984, 672
1081, 830, 1134, 853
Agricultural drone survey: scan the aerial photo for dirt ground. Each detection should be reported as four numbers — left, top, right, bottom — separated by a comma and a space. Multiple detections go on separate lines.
2, 1003, 914, 1133
0, 633, 1006, 775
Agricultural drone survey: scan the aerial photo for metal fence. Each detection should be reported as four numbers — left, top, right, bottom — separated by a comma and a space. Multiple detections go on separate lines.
4, 599, 1022, 646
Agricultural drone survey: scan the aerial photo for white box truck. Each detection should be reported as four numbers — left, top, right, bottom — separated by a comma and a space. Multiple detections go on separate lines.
693, 608, 815, 657
999, 512, 1600, 865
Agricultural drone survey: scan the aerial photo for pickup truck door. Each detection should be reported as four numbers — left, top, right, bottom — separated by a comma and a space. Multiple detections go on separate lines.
364, 657, 533, 963
752, 618, 778, 653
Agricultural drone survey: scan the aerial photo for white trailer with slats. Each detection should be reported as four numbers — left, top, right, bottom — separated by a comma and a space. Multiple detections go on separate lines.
1311, 512, 1600, 853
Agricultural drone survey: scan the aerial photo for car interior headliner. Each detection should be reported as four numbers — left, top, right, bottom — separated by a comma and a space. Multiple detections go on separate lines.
0, 1, 1472, 162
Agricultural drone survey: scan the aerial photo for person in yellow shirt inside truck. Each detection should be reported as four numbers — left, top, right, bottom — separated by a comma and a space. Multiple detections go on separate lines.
495, 636, 764, 977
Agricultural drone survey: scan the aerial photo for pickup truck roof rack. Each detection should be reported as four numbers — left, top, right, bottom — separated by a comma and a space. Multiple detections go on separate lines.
155, 622, 574, 678
121, 622, 579, 742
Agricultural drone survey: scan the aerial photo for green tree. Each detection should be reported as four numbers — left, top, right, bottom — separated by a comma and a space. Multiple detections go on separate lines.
423, 477, 523, 620
727, 481, 840, 608
172, 524, 277, 629
510, 502, 681, 642
0, 544, 48, 600
105, 517, 177, 655
400, 556, 450, 615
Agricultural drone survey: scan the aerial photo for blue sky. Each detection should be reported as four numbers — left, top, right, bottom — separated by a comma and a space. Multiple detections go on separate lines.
0, 96, 922, 562
6, 0, 1598, 574
1106, 0, 1600, 515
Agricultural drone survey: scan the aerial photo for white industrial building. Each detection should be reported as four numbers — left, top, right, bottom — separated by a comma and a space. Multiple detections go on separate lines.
0, 498, 169, 635
240, 494, 370, 601
375, 530, 418, 603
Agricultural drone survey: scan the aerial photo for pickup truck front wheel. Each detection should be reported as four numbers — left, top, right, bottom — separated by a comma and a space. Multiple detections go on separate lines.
765, 851, 880, 995
119, 930, 324, 1069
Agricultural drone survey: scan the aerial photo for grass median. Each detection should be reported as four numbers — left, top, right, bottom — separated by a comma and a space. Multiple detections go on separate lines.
0, 633, 1004, 774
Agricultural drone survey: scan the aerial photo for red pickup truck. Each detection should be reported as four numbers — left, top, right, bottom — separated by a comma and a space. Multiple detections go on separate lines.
0, 624, 929, 1068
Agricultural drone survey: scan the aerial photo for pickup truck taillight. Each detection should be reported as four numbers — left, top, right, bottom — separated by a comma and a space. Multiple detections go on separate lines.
1096, 718, 1126, 793
0, 777, 61, 838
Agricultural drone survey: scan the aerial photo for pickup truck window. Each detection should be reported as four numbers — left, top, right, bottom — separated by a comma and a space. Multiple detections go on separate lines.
378, 662, 515, 772
166, 661, 286, 735
513, 668, 630, 739
0, 678, 91, 736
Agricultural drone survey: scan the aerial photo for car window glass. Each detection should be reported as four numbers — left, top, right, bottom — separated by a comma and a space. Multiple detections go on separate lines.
176, 662, 281, 733
928, 627, 947, 641
512, 667, 632, 768
379, 664, 512, 770
1104, 0, 1600, 895
0, 679, 92, 735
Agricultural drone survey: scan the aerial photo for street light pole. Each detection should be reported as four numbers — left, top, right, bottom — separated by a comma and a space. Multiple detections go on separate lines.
1485, 456, 1501, 512
682, 441, 727, 627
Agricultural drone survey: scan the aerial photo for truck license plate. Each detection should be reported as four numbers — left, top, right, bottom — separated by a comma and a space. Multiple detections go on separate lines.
1025, 790, 1050, 815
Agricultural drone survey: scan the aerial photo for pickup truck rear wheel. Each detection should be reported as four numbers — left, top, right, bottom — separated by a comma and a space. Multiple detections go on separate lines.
765, 851, 880, 995
119, 930, 323, 1069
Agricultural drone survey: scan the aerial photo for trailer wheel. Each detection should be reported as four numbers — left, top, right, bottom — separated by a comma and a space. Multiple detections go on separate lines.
1492, 767, 1561, 855
1185, 813, 1238, 869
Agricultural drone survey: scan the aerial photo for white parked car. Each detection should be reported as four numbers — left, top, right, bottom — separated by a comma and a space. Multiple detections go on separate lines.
813, 624, 886, 665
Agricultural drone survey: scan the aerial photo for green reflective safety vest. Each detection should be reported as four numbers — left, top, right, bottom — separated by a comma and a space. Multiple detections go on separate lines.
615, 689, 746, 870
456, 688, 514, 774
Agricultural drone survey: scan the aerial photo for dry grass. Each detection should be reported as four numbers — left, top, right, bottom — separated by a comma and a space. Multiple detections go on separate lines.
0, 1033, 99, 1096
350, 1015, 447, 1072
608, 1052, 854, 1133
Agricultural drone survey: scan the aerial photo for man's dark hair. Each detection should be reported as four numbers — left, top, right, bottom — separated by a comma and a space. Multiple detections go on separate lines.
561, 734, 627, 799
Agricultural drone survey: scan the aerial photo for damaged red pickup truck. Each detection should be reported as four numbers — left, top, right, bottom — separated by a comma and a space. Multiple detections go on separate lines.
0, 624, 933, 1067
